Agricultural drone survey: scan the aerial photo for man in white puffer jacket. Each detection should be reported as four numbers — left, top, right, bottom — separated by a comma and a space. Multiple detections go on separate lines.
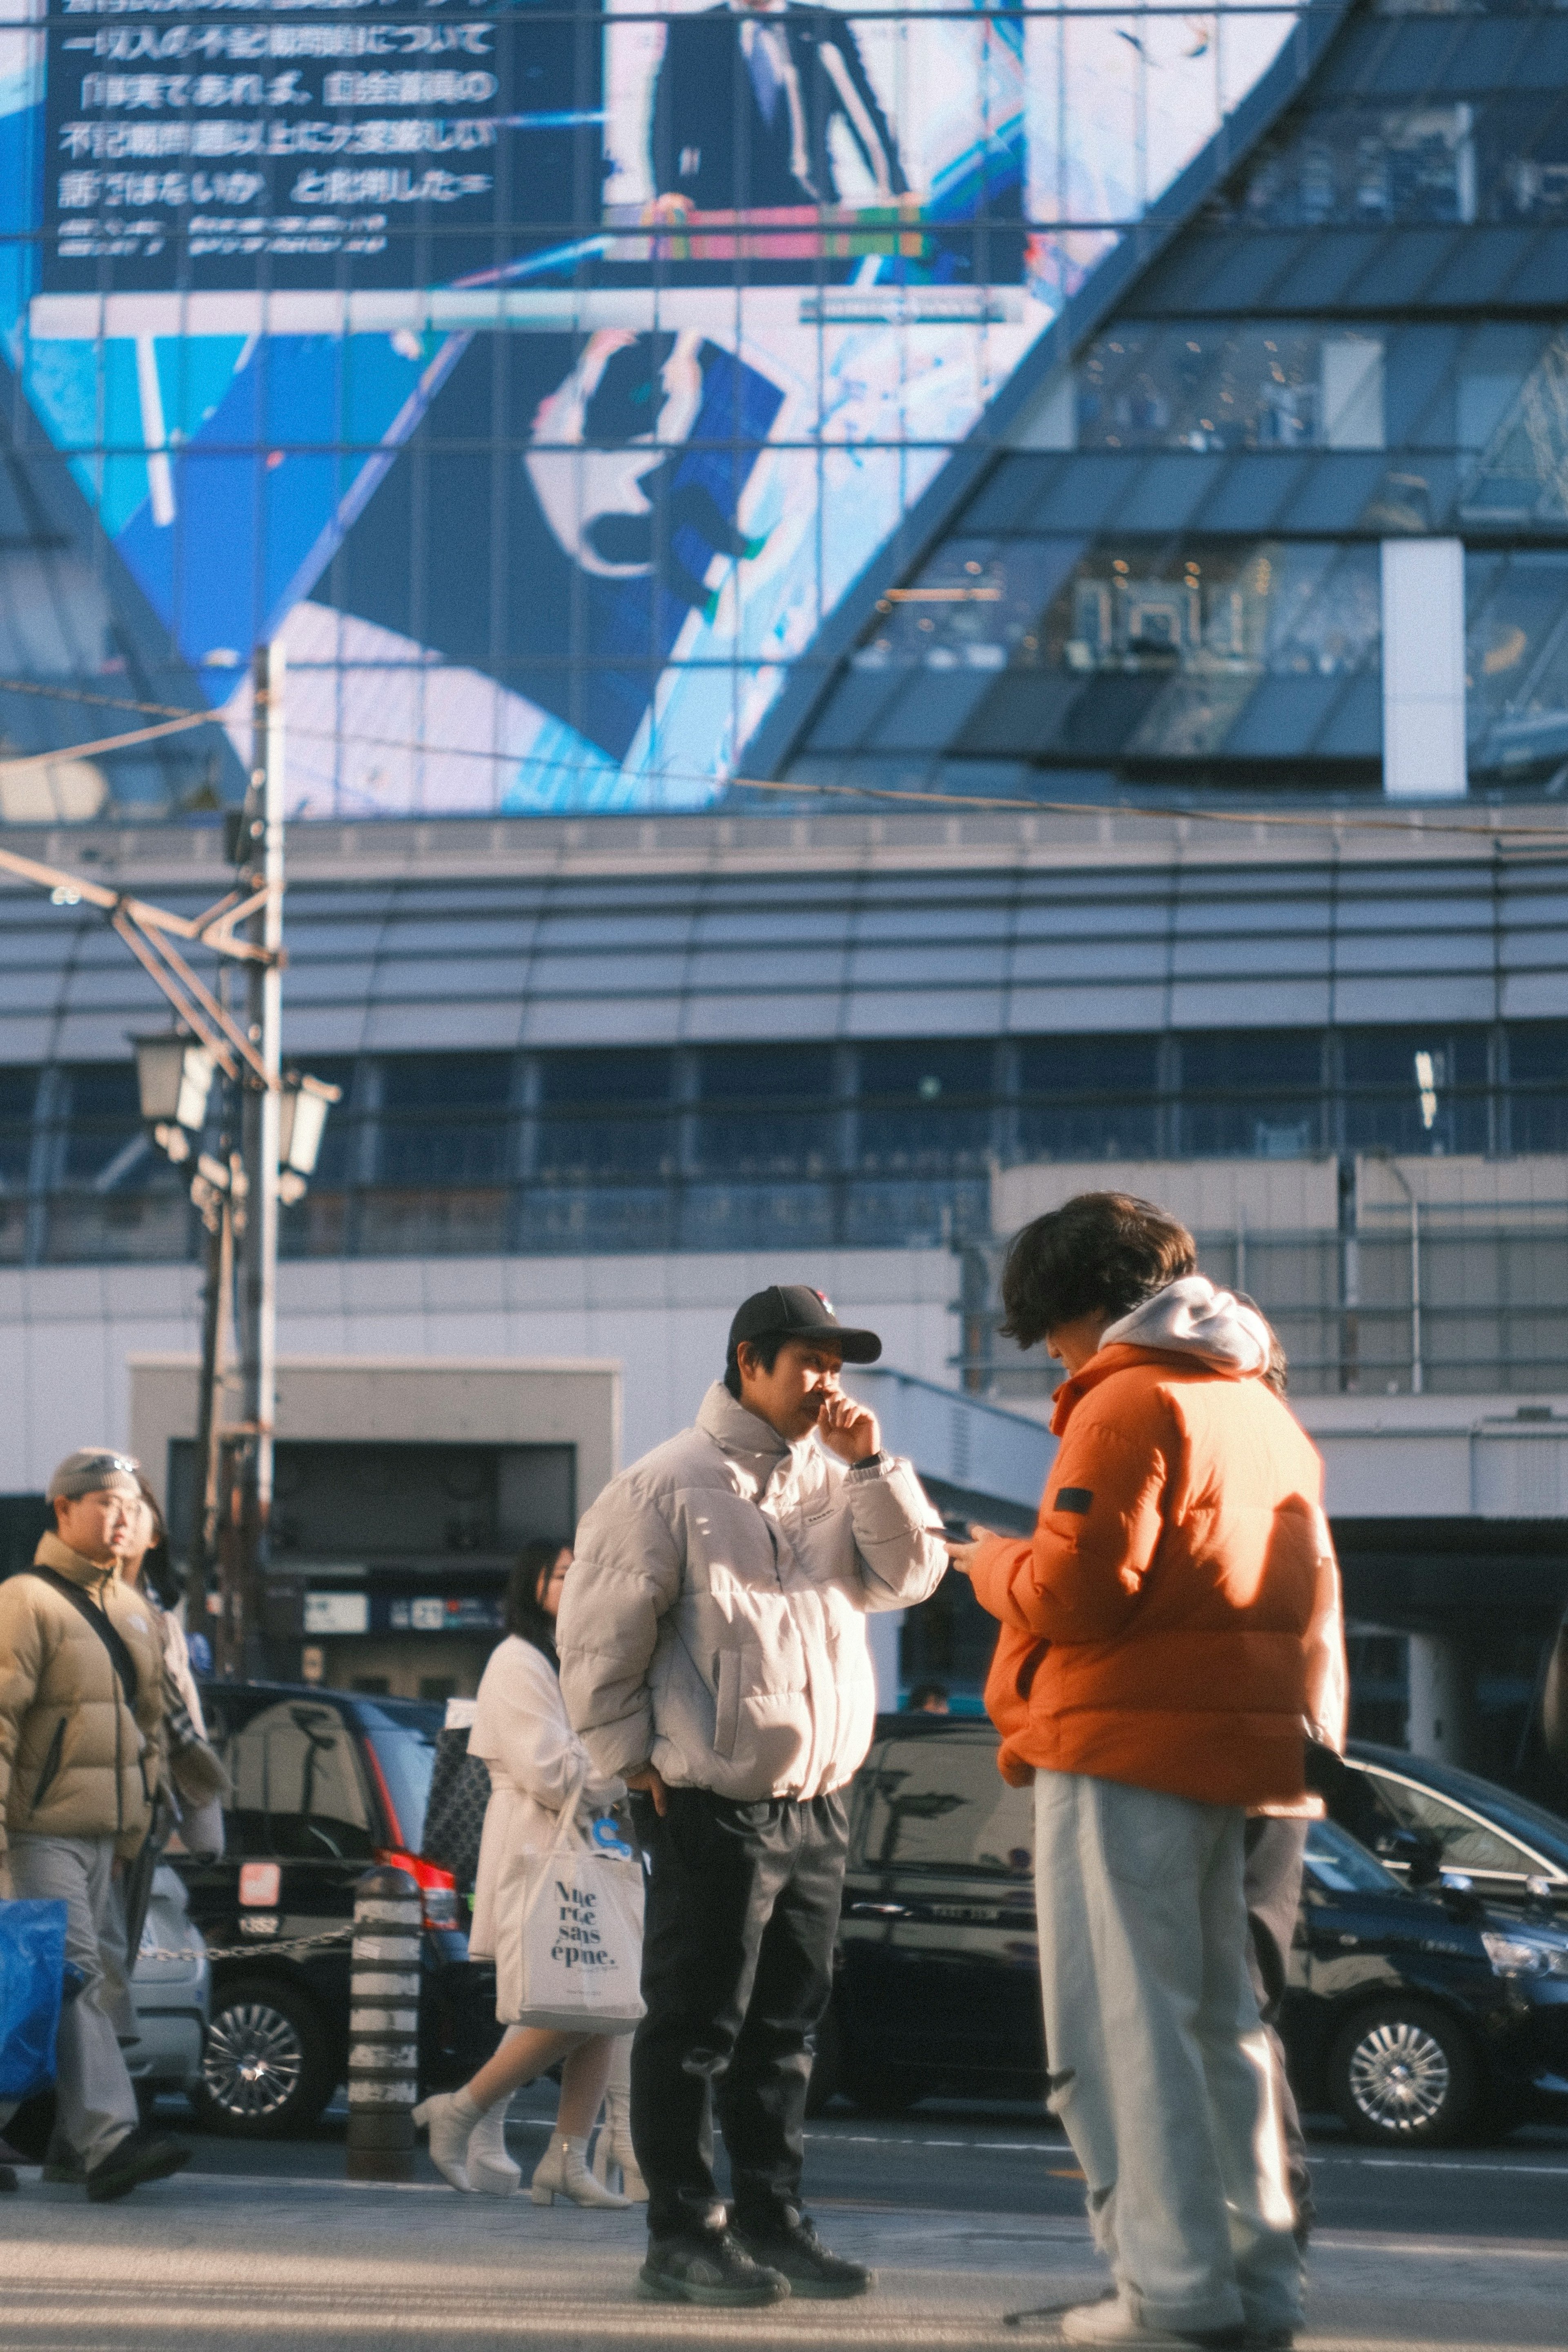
558, 1284, 947, 2308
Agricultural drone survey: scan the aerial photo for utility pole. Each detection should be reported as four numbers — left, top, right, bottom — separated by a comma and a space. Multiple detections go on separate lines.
229, 641, 287, 1674
1, 640, 336, 1675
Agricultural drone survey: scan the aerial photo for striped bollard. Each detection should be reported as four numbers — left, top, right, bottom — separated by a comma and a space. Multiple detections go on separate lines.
346, 1863, 421, 2182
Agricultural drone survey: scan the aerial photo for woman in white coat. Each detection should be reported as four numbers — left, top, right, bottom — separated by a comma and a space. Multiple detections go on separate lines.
414, 1540, 638, 2205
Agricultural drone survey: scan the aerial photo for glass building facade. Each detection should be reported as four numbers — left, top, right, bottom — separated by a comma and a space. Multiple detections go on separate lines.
4, 1016, 1564, 1270
0, 0, 1316, 821
765, 0, 1568, 803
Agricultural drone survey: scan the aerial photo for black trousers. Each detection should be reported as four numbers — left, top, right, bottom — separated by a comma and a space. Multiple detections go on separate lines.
628, 1786, 849, 2241
1243, 1816, 1313, 2243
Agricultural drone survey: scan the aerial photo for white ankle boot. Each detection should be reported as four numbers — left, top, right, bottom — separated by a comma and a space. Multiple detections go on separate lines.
531, 2131, 632, 2209
465, 2098, 521, 2196
412, 2091, 476, 2191
590, 2090, 647, 2202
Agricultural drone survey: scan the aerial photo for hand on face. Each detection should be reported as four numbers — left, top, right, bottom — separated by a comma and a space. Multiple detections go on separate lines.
812, 1383, 880, 1465
738, 1339, 882, 1457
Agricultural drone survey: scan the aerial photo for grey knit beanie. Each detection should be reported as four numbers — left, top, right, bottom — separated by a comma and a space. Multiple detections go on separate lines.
47, 1448, 142, 1502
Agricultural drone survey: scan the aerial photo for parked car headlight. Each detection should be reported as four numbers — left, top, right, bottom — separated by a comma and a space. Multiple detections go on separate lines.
1482, 1928, 1568, 1978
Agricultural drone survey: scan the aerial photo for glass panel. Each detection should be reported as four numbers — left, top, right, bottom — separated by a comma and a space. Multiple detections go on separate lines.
219, 1697, 375, 1863
855, 1734, 1034, 1876
355, 1700, 440, 1851
1365, 1771, 1539, 1879
535, 1051, 677, 1182
849, 539, 1068, 676
1467, 548, 1568, 780
0, 1068, 36, 1192
60, 1063, 163, 1190
856, 1041, 996, 1173
356, 1188, 510, 1256
1341, 1027, 1492, 1155
1076, 324, 1384, 453
694, 1046, 837, 1176
376, 1054, 512, 1186
1016, 1035, 1160, 1159
1507, 1023, 1568, 1152
1179, 1031, 1324, 1159
1001, 538, 1380, 762
1303, 1818, 1401, 1896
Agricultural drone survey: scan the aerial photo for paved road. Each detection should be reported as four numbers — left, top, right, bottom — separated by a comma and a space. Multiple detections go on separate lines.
5, 2091, 1567, 2350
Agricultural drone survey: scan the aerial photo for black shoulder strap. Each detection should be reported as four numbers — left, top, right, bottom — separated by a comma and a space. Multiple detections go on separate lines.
29, 1567, 140, 1711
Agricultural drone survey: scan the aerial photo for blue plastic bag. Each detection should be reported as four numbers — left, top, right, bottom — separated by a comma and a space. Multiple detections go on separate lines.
0, 1899, 68, 2102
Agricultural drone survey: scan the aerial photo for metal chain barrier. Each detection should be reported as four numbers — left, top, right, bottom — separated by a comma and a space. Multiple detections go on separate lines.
195, 1925, 356, 1962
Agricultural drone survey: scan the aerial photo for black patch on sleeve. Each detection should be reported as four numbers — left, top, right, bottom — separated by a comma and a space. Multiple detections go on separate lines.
1054, 1487, 1094, 1515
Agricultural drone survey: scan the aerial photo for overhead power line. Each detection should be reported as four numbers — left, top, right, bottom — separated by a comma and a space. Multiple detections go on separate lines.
5, 674, 1568, 849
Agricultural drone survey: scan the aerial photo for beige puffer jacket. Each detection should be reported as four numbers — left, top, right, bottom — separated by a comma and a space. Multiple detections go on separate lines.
0, 1533, 165, 1862
558, 1383, 947, 1803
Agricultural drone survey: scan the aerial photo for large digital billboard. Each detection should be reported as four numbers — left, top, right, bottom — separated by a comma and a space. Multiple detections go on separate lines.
0, 2, 1301, 818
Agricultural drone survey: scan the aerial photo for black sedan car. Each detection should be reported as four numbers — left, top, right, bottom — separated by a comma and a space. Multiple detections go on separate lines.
819, 1718, 1568, 2146
1328, 1741, 1568, 1921
173, 1681, 503, 2136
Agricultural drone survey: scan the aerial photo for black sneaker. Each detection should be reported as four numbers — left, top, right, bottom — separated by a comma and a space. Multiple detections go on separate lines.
85, 2127, 193, 2204
733, 2207, 875, 2300
638, 2228, 790, 2307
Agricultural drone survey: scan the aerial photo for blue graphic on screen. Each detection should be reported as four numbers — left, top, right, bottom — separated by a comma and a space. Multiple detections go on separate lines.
0, 1, 1299, 818
323, 329, 784, 763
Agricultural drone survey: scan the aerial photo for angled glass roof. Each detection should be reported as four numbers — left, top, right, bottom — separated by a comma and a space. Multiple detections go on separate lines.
753, 0, 1568, 809
0, 353, 245, 823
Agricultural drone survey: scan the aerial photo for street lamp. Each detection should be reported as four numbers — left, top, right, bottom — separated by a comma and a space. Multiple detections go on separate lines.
131, 1033, 216, 1165
277, 1072, 341, 1204
2, 637, 306, 1680
135, 1048, 339, 1669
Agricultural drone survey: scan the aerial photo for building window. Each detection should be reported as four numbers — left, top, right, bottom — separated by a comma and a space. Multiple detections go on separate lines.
376, 1054, 512, 1186
535, 1051, 677, 1183
693, 1046, 839, 1178
1340, 1028, 1492, 1157
1178, 1032, 1325, 1159
1076, 324, 1384, 454
1015, 1036, 1160, 1161
1506, 1023, 1568, 1153
856, 1041, 996, 1175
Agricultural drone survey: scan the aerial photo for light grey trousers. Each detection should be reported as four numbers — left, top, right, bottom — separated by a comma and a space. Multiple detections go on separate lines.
8, 1833, 139, 2167
1033, 1770, 1304, 2336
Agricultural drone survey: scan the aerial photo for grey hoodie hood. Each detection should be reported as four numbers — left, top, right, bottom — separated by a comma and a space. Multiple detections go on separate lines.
1100, 1274, 1270, 1378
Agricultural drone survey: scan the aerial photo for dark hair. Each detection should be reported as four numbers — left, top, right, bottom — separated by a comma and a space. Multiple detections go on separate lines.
1235, 1292, 1288, 1395
906, 1682, 950, 1713
723, 1330, 788, 1401
505, 1538, 570, 1665
999, 1192, 1197, 1351
132, 1472, 178, 1609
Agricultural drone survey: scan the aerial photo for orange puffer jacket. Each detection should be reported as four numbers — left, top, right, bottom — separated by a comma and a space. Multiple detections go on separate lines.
970, 1341, 1333, 1809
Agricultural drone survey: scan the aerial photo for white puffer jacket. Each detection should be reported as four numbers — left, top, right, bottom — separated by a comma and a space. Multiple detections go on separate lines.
557, 1383, 947, 1803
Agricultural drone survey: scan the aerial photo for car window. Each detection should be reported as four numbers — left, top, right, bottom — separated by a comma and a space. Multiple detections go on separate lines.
1304, 1819, 1404, 1896
855, 1736, 1033, 1877
218, 1699, 376, 1862
1365, 1770, 1536, 1879
354, 1701, 439, 1850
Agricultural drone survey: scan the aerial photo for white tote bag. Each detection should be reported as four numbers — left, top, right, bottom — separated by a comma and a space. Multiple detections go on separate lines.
492, 1778, 646, 2033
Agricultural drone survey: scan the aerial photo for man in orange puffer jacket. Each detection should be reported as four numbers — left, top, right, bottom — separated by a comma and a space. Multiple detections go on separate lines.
951, 1193, 1335, 2352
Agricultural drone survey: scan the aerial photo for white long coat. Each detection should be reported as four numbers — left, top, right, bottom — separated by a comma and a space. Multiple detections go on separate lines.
466, 1634, 625, 1962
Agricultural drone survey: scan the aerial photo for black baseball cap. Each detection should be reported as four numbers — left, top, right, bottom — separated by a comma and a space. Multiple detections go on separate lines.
728, 1284, 883, 1365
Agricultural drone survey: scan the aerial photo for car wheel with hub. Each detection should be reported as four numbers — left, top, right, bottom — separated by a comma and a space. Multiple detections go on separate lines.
1327, 1999, 1477, 2147
193, 1976, 336, 2138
